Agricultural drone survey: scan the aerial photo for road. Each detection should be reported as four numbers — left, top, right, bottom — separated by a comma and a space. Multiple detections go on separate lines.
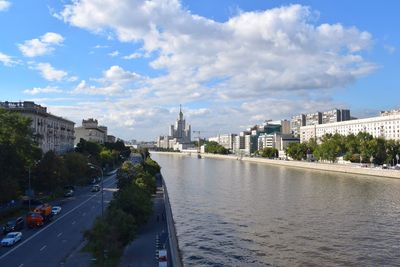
0, 171, 118, 267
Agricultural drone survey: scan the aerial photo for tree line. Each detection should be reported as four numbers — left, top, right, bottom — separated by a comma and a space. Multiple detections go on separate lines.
0, 109, 130, 204
84, 155, 159, 266
285, 132, 400, 165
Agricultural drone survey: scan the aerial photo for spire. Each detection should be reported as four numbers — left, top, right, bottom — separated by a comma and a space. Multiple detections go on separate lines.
179, 104, 183, 120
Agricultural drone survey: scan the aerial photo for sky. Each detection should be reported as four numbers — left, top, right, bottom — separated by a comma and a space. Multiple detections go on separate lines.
0, 0, 399, 141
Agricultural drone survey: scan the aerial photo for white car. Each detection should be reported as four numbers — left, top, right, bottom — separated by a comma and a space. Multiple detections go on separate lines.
1, 232, 22, 246
51, 206, 62, 215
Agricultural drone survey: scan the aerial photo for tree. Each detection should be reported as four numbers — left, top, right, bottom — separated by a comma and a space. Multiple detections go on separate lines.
205, 141, 228, 154
285, 142, 307, 160
0, 110, 42, 203
259, 147, 278, 158
34, 151, 68, 193
64, 152, 90, 185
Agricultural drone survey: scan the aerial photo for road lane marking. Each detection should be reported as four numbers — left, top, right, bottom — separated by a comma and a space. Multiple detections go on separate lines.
0, 175, 118, 261
72, 221, 76, 225
18, 264, 23, 267
57, 232, 63, 237
82, 212, 86, 216
0, 184, 109, 261
40, 245, 46, 251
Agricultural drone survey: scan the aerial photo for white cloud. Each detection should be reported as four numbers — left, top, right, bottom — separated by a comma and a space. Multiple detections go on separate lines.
0, 0, 10, 11
32, 62, 68, 81
58, 2, 378, 139
23, 86, 62, 95
0, 52, 18, 66
123, 52, 142, 59
18, 32, 64, 57
108, 50, 119, 57
72, 65, 142, 95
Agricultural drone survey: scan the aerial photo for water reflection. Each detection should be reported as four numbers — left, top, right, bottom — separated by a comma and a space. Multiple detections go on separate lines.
152, 153, 400, 266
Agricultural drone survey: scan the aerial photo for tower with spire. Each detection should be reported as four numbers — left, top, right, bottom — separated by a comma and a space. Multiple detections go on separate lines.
169, 105, 191, 143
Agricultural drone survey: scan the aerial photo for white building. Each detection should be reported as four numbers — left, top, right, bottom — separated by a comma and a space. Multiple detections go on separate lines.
0, 101, 75, 154
74, 118, 108, 146
300, 113, 400, 143
258, 133, 300, 151
207, 134, 237, 151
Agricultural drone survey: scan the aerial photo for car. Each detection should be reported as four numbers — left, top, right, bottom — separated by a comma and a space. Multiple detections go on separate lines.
91, 184, 101, 192
2, 217, 24, 234
51, 206, 62, 215
64, 189, 74, 197
158, 249, 167, 262
1, 232, 22, 247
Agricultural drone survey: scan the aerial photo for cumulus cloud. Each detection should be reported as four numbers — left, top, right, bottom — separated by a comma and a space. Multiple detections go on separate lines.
31, 62, 68, 81
72, 65, 142, 95
57, 1, 378, 139
0, 0, 10, 11
23, 86, 62, 95
123, 52, 142, 59
60, 2, 375, 99
0, 52, 18, 66
18, 32, 64, 57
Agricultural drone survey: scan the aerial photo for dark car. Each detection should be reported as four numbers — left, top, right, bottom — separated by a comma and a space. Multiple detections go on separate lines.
91, 184, 101, 192
64, 189, 74, 197
3, 217, 24, 234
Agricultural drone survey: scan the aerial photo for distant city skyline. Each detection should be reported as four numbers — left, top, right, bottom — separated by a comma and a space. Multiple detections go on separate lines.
0, 0, 399, 140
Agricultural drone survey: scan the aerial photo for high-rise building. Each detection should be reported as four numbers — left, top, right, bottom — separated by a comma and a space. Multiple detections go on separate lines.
156, 106, 192, 149
0, 101, 75, 154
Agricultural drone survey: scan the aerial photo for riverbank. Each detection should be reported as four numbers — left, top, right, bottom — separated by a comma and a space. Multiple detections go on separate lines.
151, 151, 400, 179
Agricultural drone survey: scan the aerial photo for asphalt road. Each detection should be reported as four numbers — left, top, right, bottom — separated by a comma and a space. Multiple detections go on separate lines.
0, 171, 118, 267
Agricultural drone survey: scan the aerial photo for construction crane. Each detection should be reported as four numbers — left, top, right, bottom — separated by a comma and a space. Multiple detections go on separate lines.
192, 130, 202, 158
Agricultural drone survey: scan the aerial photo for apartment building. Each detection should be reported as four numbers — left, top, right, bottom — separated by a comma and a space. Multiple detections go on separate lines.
0, 101, 75, 154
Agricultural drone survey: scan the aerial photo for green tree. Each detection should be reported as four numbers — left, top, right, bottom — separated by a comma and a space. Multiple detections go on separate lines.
64, 152, 90, 185
34, 151, 68, 193
259, 147, 278, 158
205, 141, 228, 154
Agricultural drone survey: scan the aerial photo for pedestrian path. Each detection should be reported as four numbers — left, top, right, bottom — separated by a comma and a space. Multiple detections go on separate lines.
119, 175, 171, 267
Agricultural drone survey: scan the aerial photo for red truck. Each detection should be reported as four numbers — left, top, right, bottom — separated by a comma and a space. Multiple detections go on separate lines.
26, 203, 53, 228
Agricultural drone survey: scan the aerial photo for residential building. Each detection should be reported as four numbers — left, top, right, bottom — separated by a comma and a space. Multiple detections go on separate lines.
107, 135, 116, 143
74, 118, 108, 146
207, 134, 237, 151
321, 109, 351, 124
291, 114, 306, 137
300, 112, 400, 143
0, 101, 75, 154
305, 112, 322, 126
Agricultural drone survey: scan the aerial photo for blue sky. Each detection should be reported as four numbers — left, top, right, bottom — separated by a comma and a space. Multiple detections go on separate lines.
0, 0, 399, 140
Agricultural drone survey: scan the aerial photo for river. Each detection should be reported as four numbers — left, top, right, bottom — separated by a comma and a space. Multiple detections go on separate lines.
152, 153, 400, 266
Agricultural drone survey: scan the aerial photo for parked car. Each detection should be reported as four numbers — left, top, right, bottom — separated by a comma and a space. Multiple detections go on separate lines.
158, 249, 167, 262
1, 232, 22, 247
2, 217, 24, 234
64, 189, 74, 197
51, 206, 62, 215
91, 184, 101, 192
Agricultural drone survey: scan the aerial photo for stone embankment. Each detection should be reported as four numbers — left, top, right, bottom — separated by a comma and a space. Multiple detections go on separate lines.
152, 151, 400, 179
162, 175, 183, 267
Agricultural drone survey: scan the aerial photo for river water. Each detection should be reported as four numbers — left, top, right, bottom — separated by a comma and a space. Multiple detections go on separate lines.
152, 153, 400, 266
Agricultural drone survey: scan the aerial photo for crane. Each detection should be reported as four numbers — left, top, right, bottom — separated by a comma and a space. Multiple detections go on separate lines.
192, 130, 202, 157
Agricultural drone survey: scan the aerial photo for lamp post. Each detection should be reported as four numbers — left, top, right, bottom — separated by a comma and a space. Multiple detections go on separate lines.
88, 163, 104, 217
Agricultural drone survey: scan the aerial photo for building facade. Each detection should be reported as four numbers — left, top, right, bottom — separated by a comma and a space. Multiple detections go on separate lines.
300, 113, 400, 143
74, 118, 108, 146
0, 101, 75, 154
207, 134, 237, 151
156, 106, 192, 149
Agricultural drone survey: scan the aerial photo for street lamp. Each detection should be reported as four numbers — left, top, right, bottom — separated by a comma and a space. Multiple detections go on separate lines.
88, 163, 104, 217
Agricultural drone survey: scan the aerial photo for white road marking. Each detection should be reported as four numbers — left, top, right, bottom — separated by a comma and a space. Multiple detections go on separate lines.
40, 245, 46, 251
82, 212, 86, 216
18, 264, 23, 267
57, 232, 63, 237
72, 221, 76, 225
0, 185, 107, 260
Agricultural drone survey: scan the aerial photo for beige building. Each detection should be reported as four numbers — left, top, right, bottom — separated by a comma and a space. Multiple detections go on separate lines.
74, 118, 107, 146
300, 113, 400, 143
207, 134, 237, 151
0, 101, 75, 154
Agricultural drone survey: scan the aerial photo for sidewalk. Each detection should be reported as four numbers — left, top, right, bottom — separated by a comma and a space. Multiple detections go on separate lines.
119, 175, 171, 267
